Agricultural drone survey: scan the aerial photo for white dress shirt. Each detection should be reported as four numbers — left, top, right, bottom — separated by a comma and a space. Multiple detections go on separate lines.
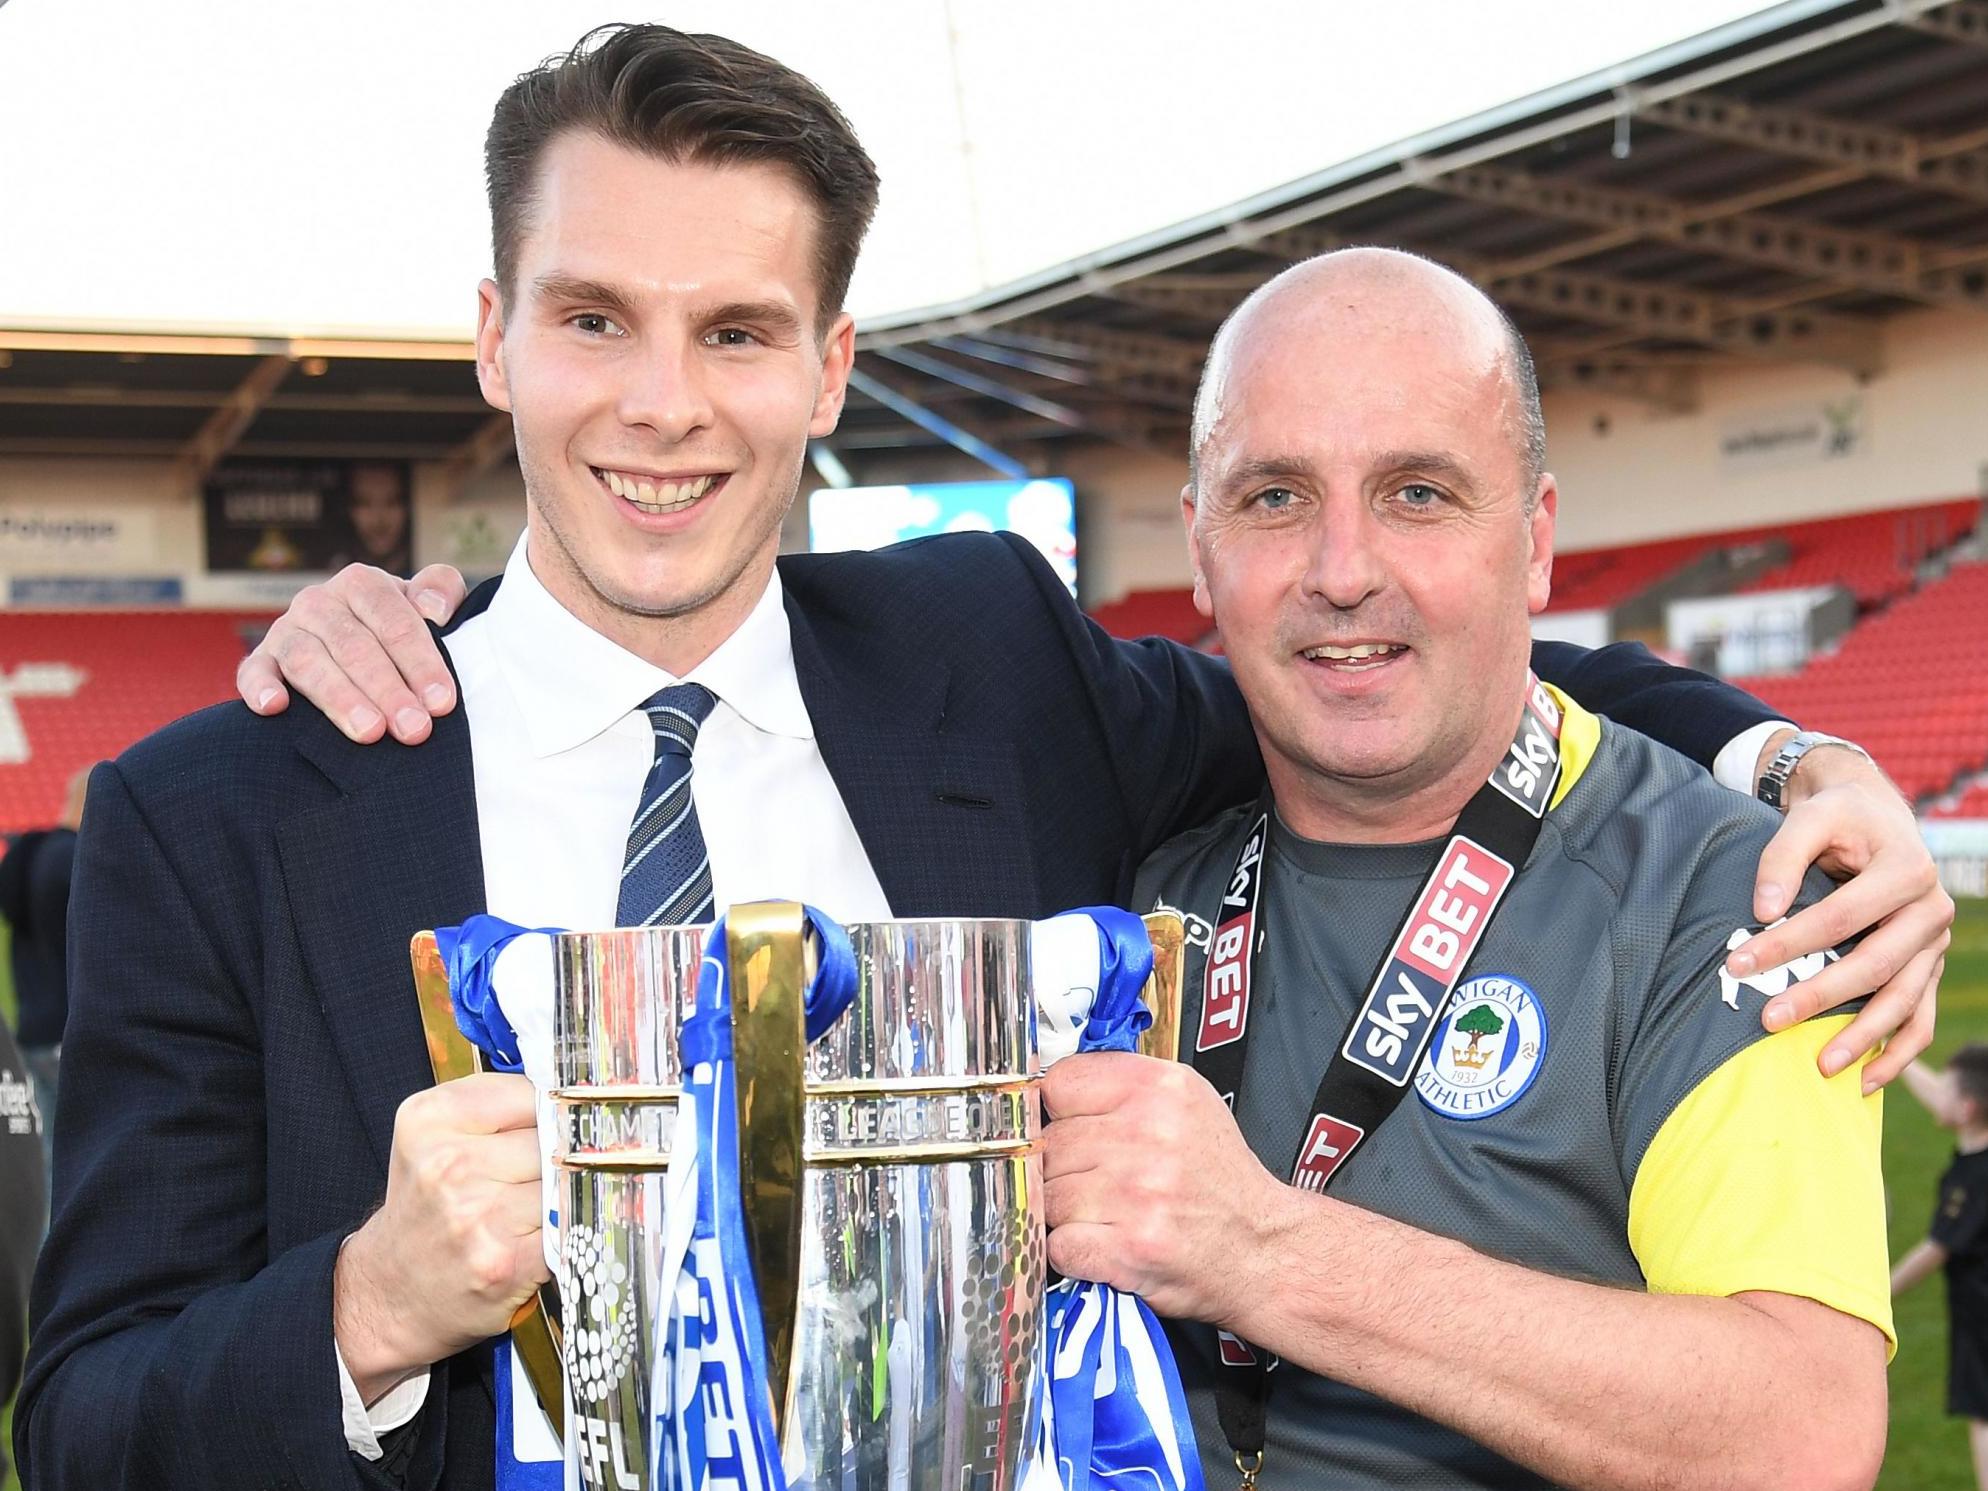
1715, 719, 1796, 798
339, 533, 890, 1456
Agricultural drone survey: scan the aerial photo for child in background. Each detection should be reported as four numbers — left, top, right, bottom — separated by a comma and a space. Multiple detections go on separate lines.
1896, 1046, 1988, 1490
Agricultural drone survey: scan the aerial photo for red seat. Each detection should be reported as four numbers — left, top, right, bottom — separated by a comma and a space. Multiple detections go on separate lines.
0, 611, 269, 832
1732, 559, 1988, 803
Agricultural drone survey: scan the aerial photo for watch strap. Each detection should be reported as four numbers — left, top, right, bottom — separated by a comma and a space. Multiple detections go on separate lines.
1756, 730, 1869, 810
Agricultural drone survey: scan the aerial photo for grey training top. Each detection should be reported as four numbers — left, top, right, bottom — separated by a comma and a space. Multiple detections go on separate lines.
1136, 716, 1843, 1490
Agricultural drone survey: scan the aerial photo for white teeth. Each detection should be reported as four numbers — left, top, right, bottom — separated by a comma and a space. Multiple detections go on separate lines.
1305, 643, 1400, 661
595, 469, 719, 513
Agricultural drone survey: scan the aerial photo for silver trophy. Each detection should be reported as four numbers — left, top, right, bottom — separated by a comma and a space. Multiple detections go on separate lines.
551, 904, 1047, 1491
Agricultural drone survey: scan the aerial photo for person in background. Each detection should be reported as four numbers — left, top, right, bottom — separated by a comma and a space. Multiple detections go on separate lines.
1895, 1048, 1988, 1491
0, 1014, 47, 1487
0, 767, 84, 1185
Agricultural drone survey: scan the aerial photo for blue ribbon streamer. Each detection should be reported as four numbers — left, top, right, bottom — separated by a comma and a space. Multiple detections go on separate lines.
436, 914, 562, 1074
434, 914, 569, 1491
654, 906, 856, 1491
1037, 907, 1206, 1491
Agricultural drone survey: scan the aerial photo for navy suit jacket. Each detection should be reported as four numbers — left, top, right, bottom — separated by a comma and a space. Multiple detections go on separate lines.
17, 532, 1775, 1489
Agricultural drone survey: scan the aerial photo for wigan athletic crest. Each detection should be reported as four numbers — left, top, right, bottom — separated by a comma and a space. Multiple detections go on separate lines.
1415, 975, 1547, 1120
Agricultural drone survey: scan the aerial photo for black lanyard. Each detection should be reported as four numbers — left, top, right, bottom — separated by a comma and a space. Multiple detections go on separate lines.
1188, 676, 1566, 1490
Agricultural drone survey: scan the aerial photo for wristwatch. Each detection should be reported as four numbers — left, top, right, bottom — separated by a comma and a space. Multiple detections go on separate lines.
1755, 729, 1872, 811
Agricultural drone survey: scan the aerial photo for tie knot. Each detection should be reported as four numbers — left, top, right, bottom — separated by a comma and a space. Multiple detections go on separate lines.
641, 682, 716, 760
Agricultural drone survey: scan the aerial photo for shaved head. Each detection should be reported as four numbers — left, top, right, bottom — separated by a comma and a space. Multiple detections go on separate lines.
1190, 247, 1545, 502
1175, 241, 1560, 842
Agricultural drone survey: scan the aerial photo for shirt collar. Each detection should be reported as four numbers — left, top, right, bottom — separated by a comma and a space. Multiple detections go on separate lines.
484, 532, 815, 758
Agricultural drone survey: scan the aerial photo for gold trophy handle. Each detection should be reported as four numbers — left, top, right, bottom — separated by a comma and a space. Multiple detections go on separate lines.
1139, 911, 1188, 1062
724, 902, 810, 1433
409, 932, 566, 1438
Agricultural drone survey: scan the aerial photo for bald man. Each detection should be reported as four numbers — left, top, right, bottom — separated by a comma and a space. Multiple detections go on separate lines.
1041, 250, 1891, 1491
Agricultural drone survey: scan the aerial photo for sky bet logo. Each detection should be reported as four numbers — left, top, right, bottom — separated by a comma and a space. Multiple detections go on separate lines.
1197, 815, 1267, 1053
1291, 1113, 1365, 1191
1491, 696, 1562, 817
1343, 839, 1515, 1085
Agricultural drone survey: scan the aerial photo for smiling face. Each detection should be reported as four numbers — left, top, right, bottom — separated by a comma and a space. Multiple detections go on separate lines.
1185, 253, 1555, 842
474, 132, 854, 672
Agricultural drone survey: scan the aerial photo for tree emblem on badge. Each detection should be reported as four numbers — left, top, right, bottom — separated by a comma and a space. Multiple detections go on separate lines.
1417, 976, 1548, 1121
1451, 1003, 1505, 1071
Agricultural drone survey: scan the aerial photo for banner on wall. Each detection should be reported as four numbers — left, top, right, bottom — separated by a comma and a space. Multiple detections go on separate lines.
1718, 396, 1866, 475
203, 459, 414, 577
0, 505, 158, 571
9, 576, 183, 606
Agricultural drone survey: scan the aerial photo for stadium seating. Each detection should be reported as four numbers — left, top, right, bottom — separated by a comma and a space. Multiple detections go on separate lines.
1735, 499, 1979, 606
1086, 587, 1213, 647
1543, 533, 1732, 614
0, 611, 266, 832
1733, 561, 1988, 803
1932, 781, 1988, 821
1537, 498, 1979, 616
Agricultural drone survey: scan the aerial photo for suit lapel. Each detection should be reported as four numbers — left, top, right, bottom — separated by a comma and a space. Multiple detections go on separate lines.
785, 590, 1039, 917
276, 655, 489, 1173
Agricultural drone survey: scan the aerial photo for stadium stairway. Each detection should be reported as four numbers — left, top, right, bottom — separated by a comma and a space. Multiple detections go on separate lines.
0, 611, 266, 832
1538, 497, 1979, 618
1546, 533, 1732, 614
1735, 498, 1979, 606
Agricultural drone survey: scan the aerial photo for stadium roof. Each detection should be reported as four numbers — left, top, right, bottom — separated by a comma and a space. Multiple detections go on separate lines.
1, 0, 1982, 489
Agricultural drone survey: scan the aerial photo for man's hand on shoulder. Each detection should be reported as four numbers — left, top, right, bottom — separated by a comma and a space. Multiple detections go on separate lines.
334, 1073, 548, 1405
1728, 729, 1952, 1090
237, 562, 467, 745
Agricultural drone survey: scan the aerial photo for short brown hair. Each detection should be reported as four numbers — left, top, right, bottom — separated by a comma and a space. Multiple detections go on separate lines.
485, 24, 881, 328
1952, 1045, 1988, 1114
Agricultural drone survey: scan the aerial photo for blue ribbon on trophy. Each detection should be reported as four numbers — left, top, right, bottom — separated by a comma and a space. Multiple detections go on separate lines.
437, 916, 574, 1491
651, 908, 857, 1491
1026, 907, 1207, 1491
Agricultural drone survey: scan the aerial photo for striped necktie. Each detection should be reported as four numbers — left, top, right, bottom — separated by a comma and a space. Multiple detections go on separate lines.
619, 682, 718, 928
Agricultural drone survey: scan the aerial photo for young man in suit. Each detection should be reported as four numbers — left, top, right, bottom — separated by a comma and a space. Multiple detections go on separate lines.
23, 23, 1947, 1491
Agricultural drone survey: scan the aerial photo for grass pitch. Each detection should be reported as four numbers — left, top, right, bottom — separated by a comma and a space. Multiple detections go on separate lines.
1880, 895, 1988, 1491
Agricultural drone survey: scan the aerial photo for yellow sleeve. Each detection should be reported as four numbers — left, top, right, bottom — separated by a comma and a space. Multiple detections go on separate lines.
1626, 1014, 1895, 1358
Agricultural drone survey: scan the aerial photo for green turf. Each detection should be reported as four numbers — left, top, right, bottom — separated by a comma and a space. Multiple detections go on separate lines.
1881, 897, 1988, 1491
